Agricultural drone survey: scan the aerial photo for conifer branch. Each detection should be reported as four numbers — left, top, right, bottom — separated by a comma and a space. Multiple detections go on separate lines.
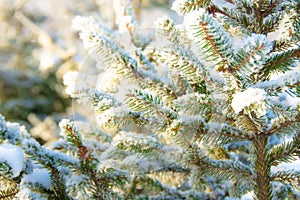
268, 132, 300, 166
253, 69, 300, 91
114, 131, 163, 154
188, 12, 232, 71
0, 175, 19, 199
172, 0, 211, 15
22, 138, 77, 199
174, 93, 212, 117
139, 81, 177, 107
268, 116, 300, 136
126, 89, 176, 125
235, 114, 261, 134
230, 44, 265, 74
50, 167, 71, 200
260, 49, 300, 79
222, 9, 254, 34
60, 120, 125, 199
189, 151, 253, 183
272, 39, 298, 52
156, 17, 183, 45
198, 21, 228, 71
205, 121, 254, 140
271, 170, 300, 189
0, 188, 18, 200
160, 46, 220, 92
260, 0, 280, 18
206, 4, 236, 19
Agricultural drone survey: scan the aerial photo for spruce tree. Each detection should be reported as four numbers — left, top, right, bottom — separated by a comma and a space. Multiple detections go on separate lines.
1, 0, 299, 199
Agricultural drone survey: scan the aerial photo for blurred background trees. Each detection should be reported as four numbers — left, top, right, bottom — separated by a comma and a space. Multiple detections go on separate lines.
0, 0, 173, 144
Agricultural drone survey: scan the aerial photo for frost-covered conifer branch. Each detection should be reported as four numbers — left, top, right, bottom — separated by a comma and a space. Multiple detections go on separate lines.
205, 121, 255, 139
22, 139, 77, 199
187, 11, 232, 71
195, 158, 254, 183
23, 138, 78, 168
156, 17, 183, 45
172, 0, 211, 15
159, 45, 224, 92
68, 0, 300, 198
113, 0, 145, 49
0, 161, 14, 178
0, 187, 18, 200
1, 115, 77, 199
161, 50, 207, 92
114, 131, 163, 154
0, 160, 20, 198
260, 49, 299, 79
272, 39, 298, 52
59, 120, 128, 199
174, 93, 212, 116
268, 115, 300, 136
133, 49, 156, 72
258, 0, 282, 18
59, 121, 90, 161
230, 34, 270, 84
125, 90, 177, 129
268, 132, 300, 166
271, 170, 300, 190
125, 175, 187, 199
221, 8, 254, 34
74, 21, 176, 99
72, 16, 115, 51
139, 81, 177, 107
253, 69, 300, 92
70, 88, 121, 113
74, 20, 142, 81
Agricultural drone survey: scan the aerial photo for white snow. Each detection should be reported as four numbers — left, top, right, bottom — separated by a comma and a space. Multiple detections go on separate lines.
22, 168, 51, 189
224, 191, 255, 200
171, 0, 189, 15
253, 68, 300, 90
272, 158, 300, 172
241, 191, 255, 200
0, 143, 23, 177
278, 92, 300, 108
231, 88, 267, 117
72, 16, 98, 32
183, 10, 206, 32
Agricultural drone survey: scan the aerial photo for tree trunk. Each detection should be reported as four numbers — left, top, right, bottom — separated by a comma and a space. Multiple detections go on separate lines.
253, 134, 271, 200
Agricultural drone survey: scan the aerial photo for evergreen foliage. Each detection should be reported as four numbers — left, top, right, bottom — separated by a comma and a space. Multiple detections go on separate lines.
0, 0, 299, 199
